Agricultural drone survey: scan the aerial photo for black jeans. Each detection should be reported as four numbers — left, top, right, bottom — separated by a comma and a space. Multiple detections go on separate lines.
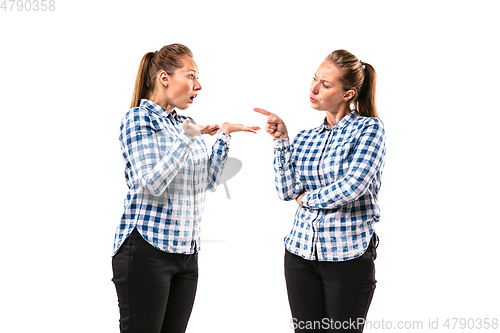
285, 236, 377, 332
112, 228, 198, 333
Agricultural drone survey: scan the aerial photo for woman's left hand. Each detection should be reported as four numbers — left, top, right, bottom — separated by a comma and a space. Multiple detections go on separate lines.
182, 119, 220, 137
220, 122, 261, 135
296, 191, 305, 207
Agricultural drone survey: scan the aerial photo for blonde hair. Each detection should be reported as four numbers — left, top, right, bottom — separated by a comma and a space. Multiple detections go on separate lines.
326, 50, 378, 118
130, 44, 193, 108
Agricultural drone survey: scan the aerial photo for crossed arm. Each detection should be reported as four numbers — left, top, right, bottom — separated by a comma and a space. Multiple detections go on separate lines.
254, 107, 385, 209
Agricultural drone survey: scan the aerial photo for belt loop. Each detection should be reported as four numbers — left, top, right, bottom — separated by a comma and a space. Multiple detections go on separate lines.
373, 233, 379, 249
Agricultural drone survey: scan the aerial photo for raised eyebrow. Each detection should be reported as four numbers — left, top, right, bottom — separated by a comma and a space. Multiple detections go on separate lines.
313, 74, 332, 84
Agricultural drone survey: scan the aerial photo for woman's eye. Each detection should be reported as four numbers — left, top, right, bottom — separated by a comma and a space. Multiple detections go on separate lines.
322, 83, 330, 88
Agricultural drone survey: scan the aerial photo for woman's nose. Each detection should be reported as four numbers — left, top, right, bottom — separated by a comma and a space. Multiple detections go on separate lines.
310, 82, 319, 94
194, 79, 202, 91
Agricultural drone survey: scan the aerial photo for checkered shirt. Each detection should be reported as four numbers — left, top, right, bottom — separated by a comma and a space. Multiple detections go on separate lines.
113, 99, 230, 256
274, 111, 386, 261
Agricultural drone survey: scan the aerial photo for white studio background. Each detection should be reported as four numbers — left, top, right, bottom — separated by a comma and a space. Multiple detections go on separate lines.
1, 1, 499, 332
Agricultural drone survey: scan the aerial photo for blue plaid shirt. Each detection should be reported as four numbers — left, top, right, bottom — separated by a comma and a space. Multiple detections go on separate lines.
274, 111, 386, 261
113, 99, 230, 256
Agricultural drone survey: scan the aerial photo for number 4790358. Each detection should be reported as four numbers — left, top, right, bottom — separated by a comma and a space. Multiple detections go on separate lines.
1, 0, 55, 11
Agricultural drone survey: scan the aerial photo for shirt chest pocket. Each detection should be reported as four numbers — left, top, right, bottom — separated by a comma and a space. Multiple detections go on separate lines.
322, 138, 357, 181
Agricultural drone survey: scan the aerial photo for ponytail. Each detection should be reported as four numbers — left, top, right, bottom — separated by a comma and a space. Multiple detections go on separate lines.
326, 49, 379, 119
357, 62, 378, 118
130, 52, 155, 108
130, 44, 194, 109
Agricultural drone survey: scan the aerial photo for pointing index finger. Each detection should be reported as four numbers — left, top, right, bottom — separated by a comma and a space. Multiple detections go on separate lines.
253, 108, 272, 117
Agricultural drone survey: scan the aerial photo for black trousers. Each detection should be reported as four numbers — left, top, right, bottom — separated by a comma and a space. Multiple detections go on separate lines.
285, 236, 377, 332
112, 228, 198, 333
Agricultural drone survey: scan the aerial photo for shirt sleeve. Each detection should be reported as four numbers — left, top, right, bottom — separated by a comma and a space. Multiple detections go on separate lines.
120, 109, 196, 196
206, 131, 231, 192
300, 120, 386, 210
273, 136, 304, 201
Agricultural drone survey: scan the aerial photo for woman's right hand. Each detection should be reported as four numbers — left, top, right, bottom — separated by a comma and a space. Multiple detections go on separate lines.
253, 108, 289, 140
182, 119, 220, 137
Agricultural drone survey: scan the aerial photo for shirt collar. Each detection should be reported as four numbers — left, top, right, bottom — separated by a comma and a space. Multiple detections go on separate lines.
316, 110, 359, 133
139, 99, 183, 122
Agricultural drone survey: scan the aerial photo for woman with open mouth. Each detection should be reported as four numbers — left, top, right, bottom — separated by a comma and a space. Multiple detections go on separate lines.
255, 49, 386, 332
111, 43, 259, 333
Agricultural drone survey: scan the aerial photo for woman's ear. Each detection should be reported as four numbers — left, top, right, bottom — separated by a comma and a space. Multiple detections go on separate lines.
158, 70, 170, 88
343, 89, 355, 101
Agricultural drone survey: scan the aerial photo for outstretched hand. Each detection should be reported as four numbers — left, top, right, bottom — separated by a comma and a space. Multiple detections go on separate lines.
220, 122, 261, 135
253, 108, 289, 140
182, 119, 220, 137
